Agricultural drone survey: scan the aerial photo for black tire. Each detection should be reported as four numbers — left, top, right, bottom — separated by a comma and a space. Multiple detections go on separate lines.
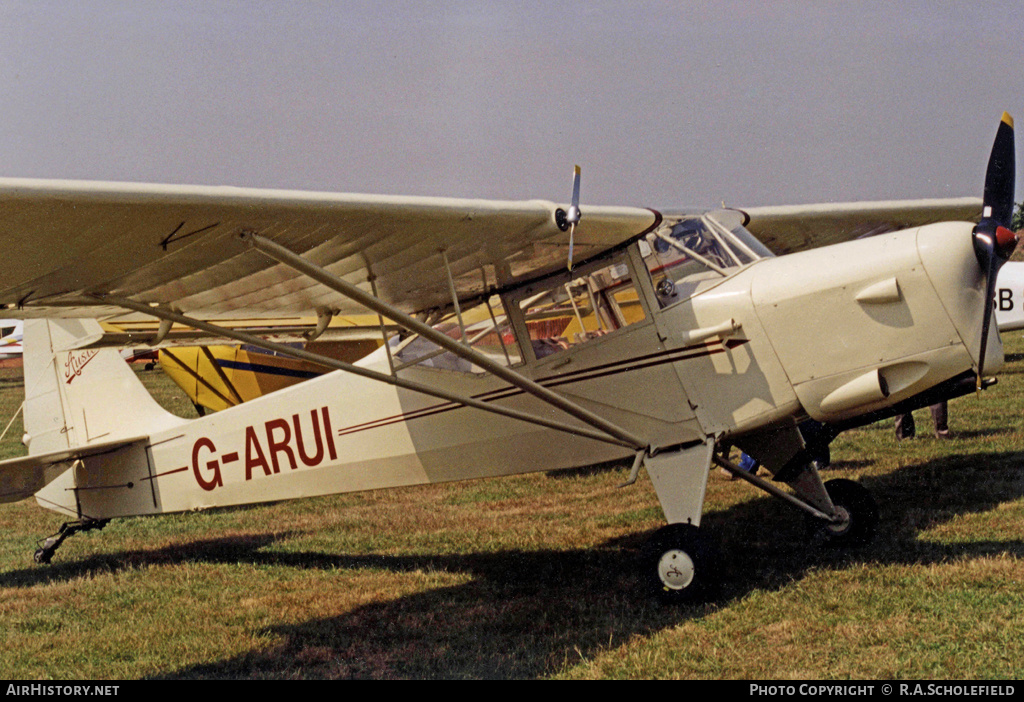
811, 478, 878, 547
642, 523, 716, 604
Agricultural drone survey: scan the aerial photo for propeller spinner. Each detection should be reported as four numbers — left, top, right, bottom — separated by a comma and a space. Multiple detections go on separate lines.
974, 112, 1018, 389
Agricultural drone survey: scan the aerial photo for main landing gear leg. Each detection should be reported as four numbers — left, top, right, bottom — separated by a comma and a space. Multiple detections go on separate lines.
717, 453, 879, 547
642, 440, 718, 603
34, 519, 110, 564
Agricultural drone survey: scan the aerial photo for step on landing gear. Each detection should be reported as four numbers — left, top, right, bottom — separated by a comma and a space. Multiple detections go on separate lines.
34, 519, 110, 564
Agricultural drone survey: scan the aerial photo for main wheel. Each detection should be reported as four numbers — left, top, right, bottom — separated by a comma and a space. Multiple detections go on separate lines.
642, 523, 716, 604
811, 478, 878, 547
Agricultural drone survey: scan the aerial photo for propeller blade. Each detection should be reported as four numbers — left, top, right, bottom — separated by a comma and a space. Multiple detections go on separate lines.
567, 222, 576, 271
973, 113, 1017, 388
570, 164, 581, 212
566, 165, 582, 271
975, 234, 999, 389
983, 112, 1015, 228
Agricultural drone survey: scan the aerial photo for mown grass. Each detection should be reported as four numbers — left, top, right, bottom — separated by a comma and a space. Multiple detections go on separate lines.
1, 338, 1023, 680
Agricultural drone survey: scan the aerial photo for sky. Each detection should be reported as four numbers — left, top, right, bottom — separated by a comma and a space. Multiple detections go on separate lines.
1, 1, 1022, 210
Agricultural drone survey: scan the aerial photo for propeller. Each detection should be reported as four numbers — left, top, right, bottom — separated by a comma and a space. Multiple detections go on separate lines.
973, 112, 1018, 390
555, 165, 582, 270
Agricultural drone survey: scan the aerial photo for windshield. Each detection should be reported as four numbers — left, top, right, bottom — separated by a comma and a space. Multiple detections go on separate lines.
642, 210, 771, 307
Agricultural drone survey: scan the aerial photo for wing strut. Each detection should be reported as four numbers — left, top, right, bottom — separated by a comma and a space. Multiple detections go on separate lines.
91, 293, 644, 452
236, 231, 650, 452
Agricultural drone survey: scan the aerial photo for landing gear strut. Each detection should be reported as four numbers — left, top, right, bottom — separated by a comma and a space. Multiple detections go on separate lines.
715, 452, 878, 547
34, 519, 110, 564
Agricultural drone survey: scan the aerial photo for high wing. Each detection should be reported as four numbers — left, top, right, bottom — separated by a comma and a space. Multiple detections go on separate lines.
0, 178, 658, 320
0, 178, 980, 321
742, 197, 983, 255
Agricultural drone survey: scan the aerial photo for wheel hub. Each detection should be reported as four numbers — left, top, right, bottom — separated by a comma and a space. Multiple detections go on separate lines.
657, 548, 695, 590
824, 505, 852, 536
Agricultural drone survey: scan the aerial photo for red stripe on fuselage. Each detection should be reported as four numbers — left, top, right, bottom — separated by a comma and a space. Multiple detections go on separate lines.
332, 340, 741, 438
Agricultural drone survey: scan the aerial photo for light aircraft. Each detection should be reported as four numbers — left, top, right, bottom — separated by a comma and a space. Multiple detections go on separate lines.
994, 261, 1024, 332
159, 340, 373, 414
0, 320, 23, 359
0, 114, 1016, 603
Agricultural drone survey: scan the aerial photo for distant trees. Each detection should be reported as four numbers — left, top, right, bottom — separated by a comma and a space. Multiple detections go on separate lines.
1011, 202, 1024, 261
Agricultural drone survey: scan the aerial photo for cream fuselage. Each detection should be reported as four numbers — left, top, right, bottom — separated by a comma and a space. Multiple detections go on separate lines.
36, 221, 995, 521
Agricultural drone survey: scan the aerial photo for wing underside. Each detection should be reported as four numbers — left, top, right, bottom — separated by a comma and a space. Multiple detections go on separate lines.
0, 179, 984, 324
742, 197, 983, 254
0, 178, 658, 320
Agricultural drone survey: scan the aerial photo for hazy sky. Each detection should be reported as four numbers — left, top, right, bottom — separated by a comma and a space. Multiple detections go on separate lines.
1, 1, 1022, 210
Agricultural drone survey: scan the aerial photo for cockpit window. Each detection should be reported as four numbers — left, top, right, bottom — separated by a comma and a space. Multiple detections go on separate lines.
392, 296, 522, 373
642, 210, 771, 307
513, 252, 647, 361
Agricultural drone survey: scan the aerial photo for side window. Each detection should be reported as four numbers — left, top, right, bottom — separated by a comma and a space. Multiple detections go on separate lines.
392, 295, 521, 373
518, 255, 646, 359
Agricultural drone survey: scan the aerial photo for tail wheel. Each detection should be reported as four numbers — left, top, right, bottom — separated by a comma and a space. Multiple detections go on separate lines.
811, 478, 878, 547
642, 523, 716, 604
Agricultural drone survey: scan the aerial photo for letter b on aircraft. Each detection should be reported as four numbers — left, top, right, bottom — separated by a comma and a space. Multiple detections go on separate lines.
999, 288, 1014, 311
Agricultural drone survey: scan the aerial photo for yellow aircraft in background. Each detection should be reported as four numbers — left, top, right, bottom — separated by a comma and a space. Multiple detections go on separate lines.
160, 340, 377, 415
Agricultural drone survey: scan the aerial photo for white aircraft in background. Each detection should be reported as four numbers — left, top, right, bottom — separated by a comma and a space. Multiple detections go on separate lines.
0, 113, 1015, 603
994, 261, 1024, 332
0, 320, 22, 359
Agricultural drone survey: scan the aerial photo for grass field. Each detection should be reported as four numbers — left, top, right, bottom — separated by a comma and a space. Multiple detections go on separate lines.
1, 338, 1023, 680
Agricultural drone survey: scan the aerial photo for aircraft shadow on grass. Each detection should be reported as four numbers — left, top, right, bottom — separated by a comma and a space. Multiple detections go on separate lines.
3, 449, 1023, 678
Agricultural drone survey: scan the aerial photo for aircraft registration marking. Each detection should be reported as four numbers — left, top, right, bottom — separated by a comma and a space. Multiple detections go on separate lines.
187, 406, 337, 491
998, 288, 1018, 313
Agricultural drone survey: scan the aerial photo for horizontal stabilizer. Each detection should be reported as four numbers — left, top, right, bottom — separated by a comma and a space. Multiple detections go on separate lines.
0, 436, 147, 504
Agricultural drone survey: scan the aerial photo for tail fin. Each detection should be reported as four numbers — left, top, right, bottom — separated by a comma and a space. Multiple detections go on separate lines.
23, 319, 185, 455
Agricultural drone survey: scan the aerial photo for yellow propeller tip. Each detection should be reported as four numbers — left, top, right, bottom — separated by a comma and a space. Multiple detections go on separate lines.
1001, 111, 1014, 129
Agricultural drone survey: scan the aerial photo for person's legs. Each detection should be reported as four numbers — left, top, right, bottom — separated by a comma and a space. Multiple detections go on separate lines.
931, 402, 949, 439
895, 412, 916, 440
